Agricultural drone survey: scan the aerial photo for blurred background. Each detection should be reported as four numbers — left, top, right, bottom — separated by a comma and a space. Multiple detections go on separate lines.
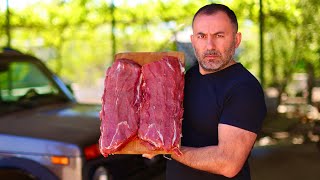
1, 0, 319, 108
1, 0, 320, 179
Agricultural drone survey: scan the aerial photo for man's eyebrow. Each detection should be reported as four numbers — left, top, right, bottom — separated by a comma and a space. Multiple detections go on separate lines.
196, 32, 206, 35
196, 31, 225, 35
213, 31, 225, 35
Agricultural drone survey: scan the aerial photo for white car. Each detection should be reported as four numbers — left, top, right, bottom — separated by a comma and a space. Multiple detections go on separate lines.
0, 48, 165, 180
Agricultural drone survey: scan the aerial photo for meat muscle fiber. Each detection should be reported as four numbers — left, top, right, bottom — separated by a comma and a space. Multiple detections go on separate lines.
139, 56, 184, 155
99, 59, 142, 157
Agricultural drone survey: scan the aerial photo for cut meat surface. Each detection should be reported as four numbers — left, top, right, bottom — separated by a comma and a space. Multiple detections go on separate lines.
99, 59, 142, 157
139, 56, 184, 155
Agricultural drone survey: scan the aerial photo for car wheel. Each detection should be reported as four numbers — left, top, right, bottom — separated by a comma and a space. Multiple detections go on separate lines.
0, 169, 36, 180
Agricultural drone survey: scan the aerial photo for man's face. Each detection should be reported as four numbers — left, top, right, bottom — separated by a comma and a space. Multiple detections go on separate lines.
191, 11, 241, 75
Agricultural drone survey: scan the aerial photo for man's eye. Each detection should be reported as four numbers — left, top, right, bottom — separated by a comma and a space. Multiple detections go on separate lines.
198, 34, 205, 39
217, 34, 224, 38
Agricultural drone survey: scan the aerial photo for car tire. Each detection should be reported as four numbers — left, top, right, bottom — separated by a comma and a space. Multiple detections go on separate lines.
0, 157, 58, 180
0, 168, 36, 180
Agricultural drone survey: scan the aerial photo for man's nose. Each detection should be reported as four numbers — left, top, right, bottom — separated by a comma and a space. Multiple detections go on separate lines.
206, 36, 216, 50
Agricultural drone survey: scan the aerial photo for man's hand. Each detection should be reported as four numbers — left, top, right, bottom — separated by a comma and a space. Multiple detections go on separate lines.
142, 153, 174, 161
142, 154, 157, 159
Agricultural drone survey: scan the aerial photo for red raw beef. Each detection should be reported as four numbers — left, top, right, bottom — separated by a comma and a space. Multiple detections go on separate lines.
99, 59, 142, 157
138, 56, 184, 155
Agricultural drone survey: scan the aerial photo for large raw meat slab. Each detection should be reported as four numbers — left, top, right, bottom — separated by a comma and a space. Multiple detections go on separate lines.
99, 59, 142, 157
139, 56, 184, 155
101, 52, 185, 155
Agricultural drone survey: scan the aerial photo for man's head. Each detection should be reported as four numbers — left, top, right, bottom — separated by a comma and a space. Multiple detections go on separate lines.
192, 4, 238, 33
191, 3, 241, 75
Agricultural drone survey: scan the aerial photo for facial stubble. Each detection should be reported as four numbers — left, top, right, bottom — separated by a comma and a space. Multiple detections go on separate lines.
193, 39, 236, 73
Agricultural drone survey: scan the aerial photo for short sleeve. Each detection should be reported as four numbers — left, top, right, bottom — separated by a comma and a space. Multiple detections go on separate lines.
220, 83, 267, 134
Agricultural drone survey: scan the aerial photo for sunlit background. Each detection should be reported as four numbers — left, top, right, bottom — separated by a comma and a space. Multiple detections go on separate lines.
1, 1, 320, 179
1, 0, 320, 107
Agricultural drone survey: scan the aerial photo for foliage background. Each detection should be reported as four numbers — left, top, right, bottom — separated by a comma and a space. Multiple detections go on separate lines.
1, 0, 319, 102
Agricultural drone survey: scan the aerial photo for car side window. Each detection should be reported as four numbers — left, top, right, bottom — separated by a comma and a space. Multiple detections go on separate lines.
0, 61, 59, 102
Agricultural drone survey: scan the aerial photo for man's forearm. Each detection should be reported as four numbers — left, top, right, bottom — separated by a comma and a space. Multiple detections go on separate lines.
170, 125, 257, 177
171, 146, 234, 177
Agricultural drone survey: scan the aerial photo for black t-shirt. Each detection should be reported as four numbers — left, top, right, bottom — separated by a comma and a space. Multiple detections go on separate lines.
166, 63, 267, 180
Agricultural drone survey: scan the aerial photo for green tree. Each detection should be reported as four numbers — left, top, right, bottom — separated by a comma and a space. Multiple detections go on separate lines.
1, 0, 320, 102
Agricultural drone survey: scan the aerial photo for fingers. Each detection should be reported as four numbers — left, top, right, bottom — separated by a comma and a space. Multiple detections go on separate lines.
142, 154, 156, 159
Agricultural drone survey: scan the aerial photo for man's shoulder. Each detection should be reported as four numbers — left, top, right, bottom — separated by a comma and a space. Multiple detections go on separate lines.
186, 64, 199, 73
185, 64, 199, 79
228, 63, 261, 86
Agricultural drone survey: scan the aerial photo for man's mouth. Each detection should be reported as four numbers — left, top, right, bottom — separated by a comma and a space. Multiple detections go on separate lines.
204, 54, 219, 59
204, 50, 220, 58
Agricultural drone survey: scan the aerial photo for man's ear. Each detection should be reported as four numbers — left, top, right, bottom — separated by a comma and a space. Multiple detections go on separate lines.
235, 32, 242, 48
190, 34, 194, 44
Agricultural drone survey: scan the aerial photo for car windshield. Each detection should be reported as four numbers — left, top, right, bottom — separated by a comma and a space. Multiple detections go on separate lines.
0, 61, 68, 114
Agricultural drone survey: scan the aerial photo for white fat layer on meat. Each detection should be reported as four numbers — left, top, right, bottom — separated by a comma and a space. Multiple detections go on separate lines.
171, 121, 176, 146
137, 81, 146, 111
115, 97, 119, 106
99, 123, 105, 150
105, 121, 130, 149
166, 61, 174, 71
134, 74, 143, 105
143, 123, 164, 148
179, 60, 185, 73
114, 62, 124, 108
114, 62, 124, 96
116, 63, 124, 71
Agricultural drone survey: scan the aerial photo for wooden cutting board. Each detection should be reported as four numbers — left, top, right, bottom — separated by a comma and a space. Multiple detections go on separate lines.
114, 51, 185, 66
114, 138, 168, 155
111, 51, 185, 155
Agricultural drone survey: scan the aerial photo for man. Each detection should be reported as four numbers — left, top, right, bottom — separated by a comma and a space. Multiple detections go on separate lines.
166, 3, 266, 180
